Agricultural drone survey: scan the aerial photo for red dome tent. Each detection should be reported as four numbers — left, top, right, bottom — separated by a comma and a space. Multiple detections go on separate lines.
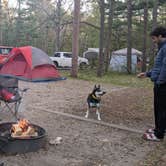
0, 46, 65, 82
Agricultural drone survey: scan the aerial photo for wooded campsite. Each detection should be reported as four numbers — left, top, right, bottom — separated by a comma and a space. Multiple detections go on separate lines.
0, 0, 166, 76
0, 1, 166, 166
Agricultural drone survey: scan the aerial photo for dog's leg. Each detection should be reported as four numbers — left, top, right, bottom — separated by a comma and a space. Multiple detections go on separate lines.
85, 105, 89, 118
96, 108, 101, 121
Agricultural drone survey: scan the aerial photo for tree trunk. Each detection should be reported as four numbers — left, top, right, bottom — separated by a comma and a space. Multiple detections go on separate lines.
0, 0, 2, 44
149, 0, 158, 69
97, 0, 105, 77
142, 0, 148, 72
127, 0, 132, 74
71, 0, 80, 78
16, 0, 21, 46
55, 0, 61, 51
105, 0, 114, 73
152, 0, 158, 35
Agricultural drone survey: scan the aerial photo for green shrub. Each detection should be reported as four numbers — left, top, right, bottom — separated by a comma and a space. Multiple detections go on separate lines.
61, 69, 152, 88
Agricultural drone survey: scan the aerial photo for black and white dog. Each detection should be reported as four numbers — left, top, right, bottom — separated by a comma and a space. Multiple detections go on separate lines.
85, 85, 106, 120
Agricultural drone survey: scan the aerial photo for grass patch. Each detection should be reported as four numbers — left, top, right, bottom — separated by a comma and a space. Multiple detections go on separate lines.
60, 69, 153, 88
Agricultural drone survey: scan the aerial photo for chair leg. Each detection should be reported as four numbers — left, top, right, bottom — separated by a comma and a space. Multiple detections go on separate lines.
2, 100, 21, 120
14, 101, 21, 119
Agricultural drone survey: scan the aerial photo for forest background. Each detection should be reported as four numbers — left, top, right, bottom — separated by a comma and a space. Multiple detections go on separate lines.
0, 0, 166, 76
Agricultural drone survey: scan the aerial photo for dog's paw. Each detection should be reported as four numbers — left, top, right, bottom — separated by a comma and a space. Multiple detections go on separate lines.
97, 114, 101, 120
85, 115, 88, 118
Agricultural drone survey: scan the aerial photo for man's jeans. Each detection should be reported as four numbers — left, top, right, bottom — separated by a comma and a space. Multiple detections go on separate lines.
154, 84, 166, 139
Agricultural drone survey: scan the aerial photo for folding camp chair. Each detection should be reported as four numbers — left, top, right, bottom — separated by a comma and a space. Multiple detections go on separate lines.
0, 77, 28, 120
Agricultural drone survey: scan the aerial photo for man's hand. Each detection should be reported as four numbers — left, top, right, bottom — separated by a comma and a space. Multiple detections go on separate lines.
137, 72, 146, 78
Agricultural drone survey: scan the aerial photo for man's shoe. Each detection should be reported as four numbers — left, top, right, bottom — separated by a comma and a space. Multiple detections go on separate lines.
143, 133, 163, 142
146, 128, 155, 133
146, 128, 166, 134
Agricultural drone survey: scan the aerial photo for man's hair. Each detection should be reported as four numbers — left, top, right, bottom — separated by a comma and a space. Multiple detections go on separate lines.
150, 26, 166, 37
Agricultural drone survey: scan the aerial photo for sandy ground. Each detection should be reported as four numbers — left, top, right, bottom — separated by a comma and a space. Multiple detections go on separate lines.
0, 79, 163, 166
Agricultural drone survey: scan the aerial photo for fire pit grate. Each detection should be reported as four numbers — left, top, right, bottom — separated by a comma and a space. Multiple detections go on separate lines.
0, 122, 46, 154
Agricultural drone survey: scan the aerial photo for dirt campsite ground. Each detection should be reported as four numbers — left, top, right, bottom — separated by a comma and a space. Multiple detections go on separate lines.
0, 78, 166, 166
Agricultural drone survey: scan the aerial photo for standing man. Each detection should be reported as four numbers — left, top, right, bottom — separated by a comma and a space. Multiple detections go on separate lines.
137, 26, 166, 141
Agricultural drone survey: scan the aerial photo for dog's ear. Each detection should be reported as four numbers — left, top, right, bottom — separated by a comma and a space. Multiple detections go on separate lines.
94, 85, 97, 89
98, 85, 100, 88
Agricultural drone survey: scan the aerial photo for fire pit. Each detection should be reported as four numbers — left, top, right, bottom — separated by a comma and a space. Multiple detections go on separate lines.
0, 121, 46, 154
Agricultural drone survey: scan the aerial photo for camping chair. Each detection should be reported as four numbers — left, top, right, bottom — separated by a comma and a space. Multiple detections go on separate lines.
0, 77, 28, 120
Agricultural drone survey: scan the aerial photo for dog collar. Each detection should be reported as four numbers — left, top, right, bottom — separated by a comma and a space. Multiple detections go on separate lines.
92, 94, 100, 100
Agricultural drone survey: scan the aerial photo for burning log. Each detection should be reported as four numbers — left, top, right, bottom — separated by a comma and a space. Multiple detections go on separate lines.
11, 119, 38, 138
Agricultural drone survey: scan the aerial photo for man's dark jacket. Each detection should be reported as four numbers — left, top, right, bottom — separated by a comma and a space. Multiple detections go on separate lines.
146, 40, 166, 85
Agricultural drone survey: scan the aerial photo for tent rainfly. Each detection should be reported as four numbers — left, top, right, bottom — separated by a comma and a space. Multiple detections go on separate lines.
0, 46, 65, 82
